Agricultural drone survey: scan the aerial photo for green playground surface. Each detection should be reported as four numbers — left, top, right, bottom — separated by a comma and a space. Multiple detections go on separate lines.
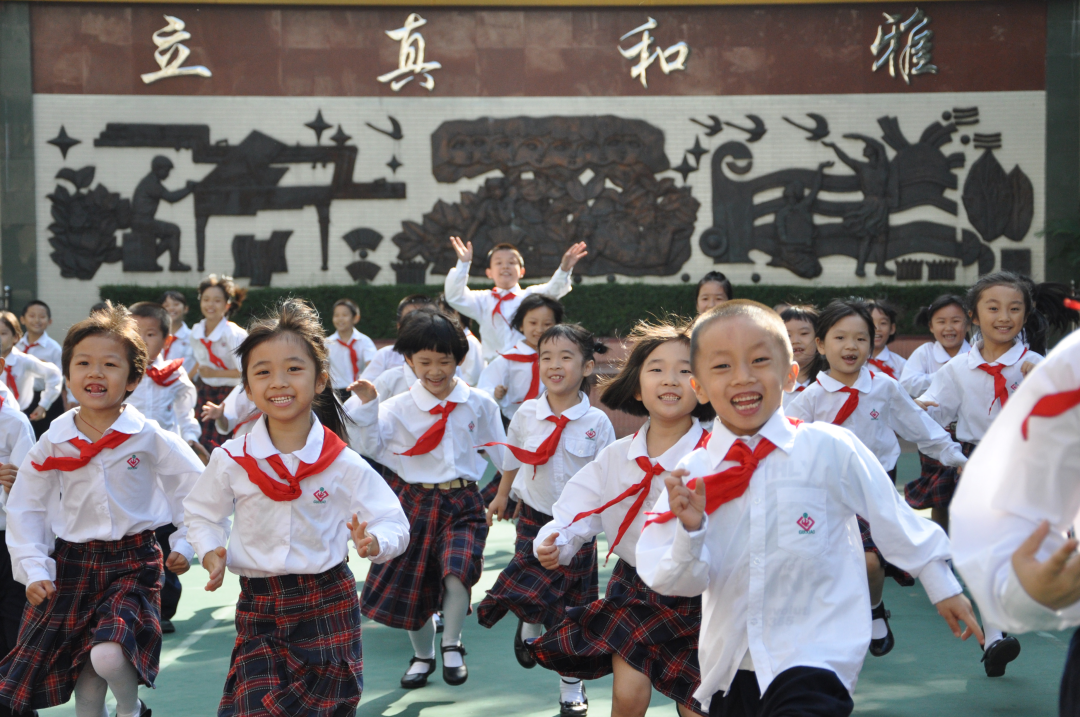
41, 453, 1072, 716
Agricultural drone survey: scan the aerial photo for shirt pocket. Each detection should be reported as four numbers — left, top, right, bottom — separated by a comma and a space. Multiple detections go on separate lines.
776, 487, 828, 559
563, 438, 597, 460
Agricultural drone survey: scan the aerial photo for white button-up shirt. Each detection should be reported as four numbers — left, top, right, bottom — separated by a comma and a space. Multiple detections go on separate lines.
537, 418, 705, 567
0, 383, 36, 531
951, 328, 1080, 634
374, 363, 418, 400
460, 329, 485, 387
217, 384, 260, 437
16, 331, 62, 393
328, 329, 378, 390
787, 366, 966, 472
163, 322, 195, 375
125, 355, 201, 443
781, 378, 810, 410
184, 414, 410, 578
636, 410, 960, 709
478, 340, 538, 422
868, 345, 907, 379
3, 348, 62, 411
505, 392, 614, 515
346, 379, 509, 484
8, 405, 203, 585
899, 339, 971, 398
191, 319, 247, 387
359, 345, 404, 382
918, 340, 1043, 443
444, 259, 573, 363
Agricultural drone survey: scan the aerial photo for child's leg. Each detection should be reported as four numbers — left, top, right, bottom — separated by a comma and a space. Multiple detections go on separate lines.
865, 552, 885, 607
520, 621, 544, 640
611, 654, 651, 717
930, 507, 949, 534
73, 663, 109, 717
406, 617, 437, 675
88, 642, 141, 717
440, 575, 469, 668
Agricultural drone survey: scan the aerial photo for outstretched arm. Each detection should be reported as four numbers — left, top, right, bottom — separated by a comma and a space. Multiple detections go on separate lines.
804, 161, 834, 207
161, 180, 196, 204
822, 141, 858, 172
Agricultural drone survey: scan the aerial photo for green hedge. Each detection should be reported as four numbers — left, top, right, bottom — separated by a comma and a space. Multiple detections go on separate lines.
99, 282, 968, 339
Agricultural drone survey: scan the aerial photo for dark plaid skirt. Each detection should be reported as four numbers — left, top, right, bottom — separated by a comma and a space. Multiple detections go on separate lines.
858, 468, 914, 587
476, 502, 598, 629
530, 559, 703, 713
0, 531, 162, 712
220, 563, 362, 717
905, 441, 976, 511
197, 381, 235, 452
361, 473, 488, 631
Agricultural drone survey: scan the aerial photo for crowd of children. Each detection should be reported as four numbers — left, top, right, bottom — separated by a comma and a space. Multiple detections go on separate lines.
0, 237, 1077, 717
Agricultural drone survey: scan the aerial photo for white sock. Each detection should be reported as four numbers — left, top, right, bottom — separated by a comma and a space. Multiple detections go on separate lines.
870, 601, 889, 640
440, 575, 470, 669
560, 677, 584, 702
521, 621, 544, 641
406, 619, 436, 674
89, 642, 140, 717
73, 663, 109, 717
984, 625, 1004, 649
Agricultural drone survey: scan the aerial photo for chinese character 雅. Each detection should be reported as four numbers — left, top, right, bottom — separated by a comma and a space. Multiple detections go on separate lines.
378, 13, 442, 92
618, 17, 689, 89
140, 15, 212, 85
871, 8, 938, 84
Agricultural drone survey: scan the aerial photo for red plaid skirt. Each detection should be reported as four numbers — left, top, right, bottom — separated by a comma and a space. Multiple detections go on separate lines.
361, 473, 488, 631
0, 531, 163, 712
220, 563, 362, 717
858, 468, 914, 587
529, 559, 703, 713
905, 441, 976, 511
476, 502, 598, 629
197, 382, 234, 452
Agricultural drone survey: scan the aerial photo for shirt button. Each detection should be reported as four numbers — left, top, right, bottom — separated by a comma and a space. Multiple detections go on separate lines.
752, 556, 761, 566
754, 498, 761, 505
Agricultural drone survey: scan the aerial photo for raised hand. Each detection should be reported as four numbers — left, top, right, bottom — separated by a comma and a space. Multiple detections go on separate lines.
26, 580, 55, 606
560, 242, 589, 272
450, 235, 474, 263
818, 160, 835, 170
914, 399, 938, 411
934, 593, 984, 646
166, 551, 191, 576
201, 401, 225, 421
0, 463, 17, 494
1012, 520, 1080, 610
1021, 360, 1037, 377
664, 469, 706, 532
537, 532, 561, 570
347, 379, 378, 404
202, 546, 227, 592
28, 406, 46, 422
348, 514, 381, 558
493, 385, 508, 401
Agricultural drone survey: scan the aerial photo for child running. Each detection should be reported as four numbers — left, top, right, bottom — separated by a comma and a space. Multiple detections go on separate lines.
17, 301, 63, 437
159, 291, 195, 374
866, 300, 906, 379
779, 305, 818, 407
528, 319, 714, 717
191, 275, 248, 451
637, 300, 981, 717
0, 303, 203, 717
695, 272, 733, 316
184, 299, 409, 717
359, 294, 434, 382
478, 323, 614, 715
0, 311, 62, 430
328, 298, 377, 403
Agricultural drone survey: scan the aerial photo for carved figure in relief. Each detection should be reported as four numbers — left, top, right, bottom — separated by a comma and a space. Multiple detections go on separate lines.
823, 136, 899, 277
131, 156, 196, 272
770, 161, 833, 278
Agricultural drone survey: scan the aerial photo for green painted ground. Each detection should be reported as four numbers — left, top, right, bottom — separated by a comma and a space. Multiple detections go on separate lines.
40, 453, 1071, 716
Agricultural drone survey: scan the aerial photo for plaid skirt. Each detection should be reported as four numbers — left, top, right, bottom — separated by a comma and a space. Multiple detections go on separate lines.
858, 468, 914, 587
905, 441, 976, 511
361, 473, 488, 631
0, 531, 162, 712
220, 563, 362, 717
476, 502, 598, 629
197, 382, 235, 452
530, 559, 703, 713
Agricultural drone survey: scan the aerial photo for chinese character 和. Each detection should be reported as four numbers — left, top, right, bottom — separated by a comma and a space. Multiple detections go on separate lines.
618, 17, 689, 89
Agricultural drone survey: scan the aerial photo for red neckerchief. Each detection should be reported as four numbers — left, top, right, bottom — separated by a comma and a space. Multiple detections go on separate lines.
795, 385, 806, 393
32, 431, 133, 472
1065, 297, 1080, 311
225, 425, 348, 501
199, 338, 228, 370
1022, 385, 1080, 440
162, 334, 177, 359
491, 289, 516, 322
817, 375, 869, 426
3, 366, 18, 402
397, 401, 458, 456
481, 414, 570, 467
146, 359, 185, 387
977, 347, 1028, 413
501, 351, 540, 403
20, 341, 39, 352
868, 357, 897, 379
336, 337, 360, 381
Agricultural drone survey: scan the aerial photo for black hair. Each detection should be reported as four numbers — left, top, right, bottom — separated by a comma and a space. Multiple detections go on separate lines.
394, 309, 469, 364
914, 294, 967, 330
696, 271, 734, 303
129, 301, 171, 337
20, 300, 51, 319
511, 295, 565, 333
62, 301, 147, 396
332, 298, 360, 319
487, 242, 524, 265
809, 298, 875, 382
89, 302, 110, 316
866, 299, 900, 345
537, 323, 609, 394
395, 294, 434, 324
1022, 279, 1078, 355
198, 275, 246, 317
158, 290, 188, 308
779, 304, 819, 328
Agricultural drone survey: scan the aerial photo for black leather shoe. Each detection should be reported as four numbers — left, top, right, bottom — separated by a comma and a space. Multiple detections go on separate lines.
515, 619, 537, 669
400, 657, 436, 689
559, 682, 588, 716
116, 701, 151, 717
982, 636, 1021, 677
160, 619, 175, 634
441, 644, 468, 686
869, 603, 894, 657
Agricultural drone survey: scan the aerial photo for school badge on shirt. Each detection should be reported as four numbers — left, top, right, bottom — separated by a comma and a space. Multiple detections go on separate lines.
313, 487, 329, 504
126, 455, 141, 470
585, 429, 597, 440
796, 513, 816, 534
869, 409, 880, 420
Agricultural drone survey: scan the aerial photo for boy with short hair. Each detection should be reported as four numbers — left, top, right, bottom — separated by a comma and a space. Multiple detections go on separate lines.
17, 301, 63, 437
637, 300, 982, 717
444, 236, 587, 363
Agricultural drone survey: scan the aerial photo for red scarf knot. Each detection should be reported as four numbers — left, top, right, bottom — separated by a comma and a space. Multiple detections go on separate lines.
3, 366, 18, 402
1022, 385, 1080, 440
199, 339, 228, 371
397, 401, 458, 456
337, 337, 360, 381
824, 383, 860, 426
32, 431, 133, 472
491, 289, 516, 321
868, 358, 897, 379
481, 414, 570, 467
146, 359, 185, 387
976, 363, 1010, 413
225, 425, 348, 501
501, 351, 540, 402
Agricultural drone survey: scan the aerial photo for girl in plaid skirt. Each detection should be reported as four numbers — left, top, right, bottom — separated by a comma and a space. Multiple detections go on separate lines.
190, 275, 248, 452
480, 323, 615, 715
530, 319, 715, 717
185, 299, 410, 717
0, 304, 204, 717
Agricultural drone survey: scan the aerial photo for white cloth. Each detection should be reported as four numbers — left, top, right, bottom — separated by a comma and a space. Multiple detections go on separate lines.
184, 414, 410, 578
868, 345, 907, 378
0, 384, 36, 530
899, 339, 970, 398
918, 340, 1043, 443
190, 319, 247, 387
781, 379, 810, 410
374, 364, 418, 400
215, 383, 260, 437
478, 340, 538, 422
460, 329, 485, 387
7, 405, 203, 585
636, 409, 960, 709
125, 355, 201, 443
3, 348, 62, 411
504, 392, 615, 515
787, 366, 966, 472
537, 418, 706, 567
359, 345, 404, 382
328, 329, 378, 390
16, 331, 62, 393
163, 323, 196, 375
444, 259, 573, 363
346, 378, 509, 483
951, 328, 1080, 634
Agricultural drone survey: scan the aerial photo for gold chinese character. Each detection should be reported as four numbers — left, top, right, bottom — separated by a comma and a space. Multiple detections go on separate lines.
378, 13, 443, 92
871, 9, 938, 84
618, 18, 689, 89
140, 15, 212, 85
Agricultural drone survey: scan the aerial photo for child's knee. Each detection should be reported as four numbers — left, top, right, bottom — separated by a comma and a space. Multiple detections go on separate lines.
89, 641, 129, 678
864, 551, 883, 575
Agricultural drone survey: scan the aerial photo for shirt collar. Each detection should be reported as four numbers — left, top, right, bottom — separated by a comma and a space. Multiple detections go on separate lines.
506, 340, 536, 356
706, 408, 797, 466
968, 339, 1027, 368
194, 319, 226, 342
175, 323, 191, 339
48, 404, 146, 443
410, 377, 470, 412
627, 417, 704, 471
816, 365, 873, 393
534, 392, 591, 421
4, 350, 22, 368
150, 353, 171, 368
334, 329, 362, 344
247, 413, 324, 462
932, 340, 969, 364
493, 286, 523, 298
403, 363, 418, 385
875, 346, 893, 362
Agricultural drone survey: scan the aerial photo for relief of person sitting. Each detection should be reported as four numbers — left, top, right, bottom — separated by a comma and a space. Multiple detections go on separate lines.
131, 155, 197, 272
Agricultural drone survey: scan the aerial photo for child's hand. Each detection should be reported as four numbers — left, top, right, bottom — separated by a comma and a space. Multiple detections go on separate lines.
914, 399, 938, 411
347, 379, 377, 404
166, 551, 191, 576
537, 532, 561, 570
1021, 360, 1037, 377
486, 494, 509, 526
202, 546, 227, 592
28, 406, 46, 422
664, 470, 706, 532
494, 385, 508, 400
1011, 520, 1080, 610
26, 580, 55, 606
449, 235, 474, 263
201, 401, 225, 421
0, 463, 18, 493
934, 593, 984, 646
560, 242, 588, 272
348, 514, 380, 558
188, 440, 210, 465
